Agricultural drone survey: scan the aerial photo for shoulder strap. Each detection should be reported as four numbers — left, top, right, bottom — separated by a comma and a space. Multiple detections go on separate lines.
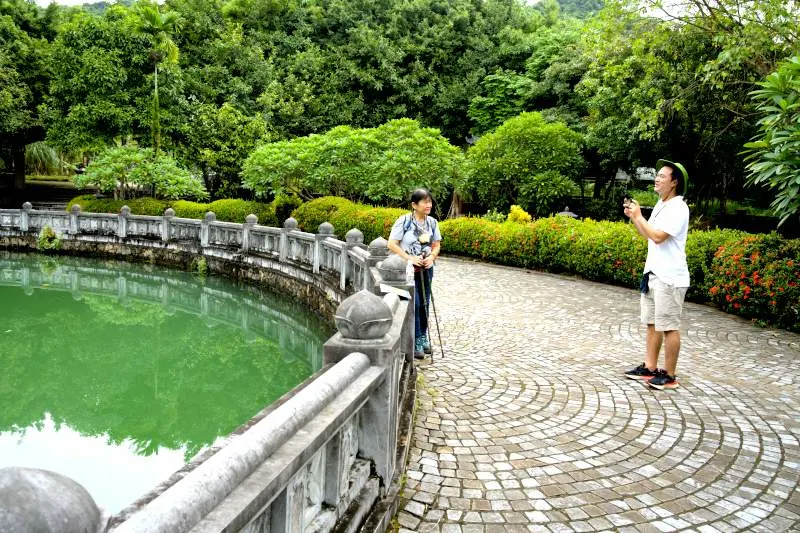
403, 213, 413, 232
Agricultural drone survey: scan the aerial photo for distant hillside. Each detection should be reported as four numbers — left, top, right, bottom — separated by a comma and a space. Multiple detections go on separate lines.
557, 0, 603, 18
80, 0, 133, 14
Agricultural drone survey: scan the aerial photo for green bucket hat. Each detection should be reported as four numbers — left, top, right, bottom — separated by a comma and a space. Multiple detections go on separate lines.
656, 159, 689, 196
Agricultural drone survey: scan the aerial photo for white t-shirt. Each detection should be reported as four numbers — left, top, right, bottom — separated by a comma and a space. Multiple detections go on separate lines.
643, 196, 690, 287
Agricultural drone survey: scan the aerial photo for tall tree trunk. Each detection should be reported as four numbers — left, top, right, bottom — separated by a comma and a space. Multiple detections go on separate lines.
153, 63, 160, 157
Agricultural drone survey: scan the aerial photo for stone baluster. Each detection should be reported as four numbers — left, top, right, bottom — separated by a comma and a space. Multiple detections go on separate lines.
20, 202, 32, 232
118, 206, 130, 239
162, 208, 175, 242
313, 222, 334, 274
280, 217, 298, 262
378, 254, 415, 363
342, 228, 364, 290
69, 204, 80, 235
200, 211, 215, 248
242, 214, 257, 252
324, 290, 404, 496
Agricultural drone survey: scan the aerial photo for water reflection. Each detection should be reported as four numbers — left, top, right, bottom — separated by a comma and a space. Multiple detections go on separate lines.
0, 252, 330, 513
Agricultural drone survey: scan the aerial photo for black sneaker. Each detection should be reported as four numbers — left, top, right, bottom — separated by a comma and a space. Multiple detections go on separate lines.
624, 363, 657, 380
414, 351, 426, 360
648, 369, 679, 390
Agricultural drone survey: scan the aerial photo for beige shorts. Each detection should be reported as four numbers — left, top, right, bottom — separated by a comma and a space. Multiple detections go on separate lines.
640, 273, 687, 332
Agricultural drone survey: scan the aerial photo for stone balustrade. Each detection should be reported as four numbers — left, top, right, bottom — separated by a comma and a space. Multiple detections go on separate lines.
0, 203, 417, 533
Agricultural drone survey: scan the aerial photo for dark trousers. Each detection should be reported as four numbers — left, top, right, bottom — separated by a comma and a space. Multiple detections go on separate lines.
414, 267, 433, 340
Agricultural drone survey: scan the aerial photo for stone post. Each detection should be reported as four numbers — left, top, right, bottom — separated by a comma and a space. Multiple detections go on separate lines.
313, 222, 335, 274
378, 253, 415, 363
20, 202, 32, 232
118, 206, 130, 239
0, 467, 106, 533
367, 237, 389, 268
342, 228, 364, 290
162, 208, 175, 242
69, 204, 80, 235
324, 290, 406, 496
281, 217, 298, 262
200, 212, 215, 248
242, 214, 257, 253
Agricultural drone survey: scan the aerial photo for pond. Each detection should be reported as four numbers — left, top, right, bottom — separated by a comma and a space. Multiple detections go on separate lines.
0, 252, 330, 514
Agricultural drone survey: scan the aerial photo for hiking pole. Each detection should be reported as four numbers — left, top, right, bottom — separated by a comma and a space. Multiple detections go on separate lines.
427, 278, 444, 360
417, 267, 433, 362
421, 264, 444, 360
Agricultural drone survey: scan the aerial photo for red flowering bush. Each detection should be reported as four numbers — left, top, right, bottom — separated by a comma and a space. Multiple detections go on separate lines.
707, 233, 800, 332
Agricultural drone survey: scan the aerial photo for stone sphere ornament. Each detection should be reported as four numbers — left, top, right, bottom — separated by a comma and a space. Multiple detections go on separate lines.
334, 290, 393, 340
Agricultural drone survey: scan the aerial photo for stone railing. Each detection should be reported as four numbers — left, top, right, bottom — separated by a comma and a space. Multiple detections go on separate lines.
0, 203, 418, 533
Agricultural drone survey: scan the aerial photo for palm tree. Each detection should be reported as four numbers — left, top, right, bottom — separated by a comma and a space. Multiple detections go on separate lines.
136, 1, 180, 157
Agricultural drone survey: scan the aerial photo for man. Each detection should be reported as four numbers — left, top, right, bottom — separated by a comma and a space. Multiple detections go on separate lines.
623, 159, 690, 390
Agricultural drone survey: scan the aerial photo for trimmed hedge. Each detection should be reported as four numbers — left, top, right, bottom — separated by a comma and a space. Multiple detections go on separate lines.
293, 197, 800, 332
293, 196, 406, 243
67, 196, 279, 226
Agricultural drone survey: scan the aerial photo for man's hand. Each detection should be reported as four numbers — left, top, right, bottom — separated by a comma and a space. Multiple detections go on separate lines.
624, 198, 641, 219
409, 255, 424, 267
422, 254, 435, 268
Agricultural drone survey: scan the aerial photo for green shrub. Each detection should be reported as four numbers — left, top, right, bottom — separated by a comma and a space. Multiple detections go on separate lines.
207, 199, 276, 225
482, 209, 506, 223
293, 197, 406, 243
706, 233, 800, 332
171, 200, 209, 220
507, 205, 532, 224
464, 112, 584, 211
274, 194, 303, 223
519, 171, 578, 217
67, 196, 170, 215
630, 189, 659, 207
37, 225, 61, 251
67, 196, 279, 225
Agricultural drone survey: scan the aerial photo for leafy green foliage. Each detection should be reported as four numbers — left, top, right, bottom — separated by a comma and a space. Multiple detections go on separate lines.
68, 195, 279, 225
178, 102, 270, 198
242, 119, 463, 206
37, 225, 61, 251
743, 56, 800, 226
73, 145, 207, 200
41, 6, 152, 152
293, 197, 405, 243
507, 205, 532, 224
519, 170, 578, 217
24, 141, 64, 175
706, 233, 800, 332
464, 112, 583, 212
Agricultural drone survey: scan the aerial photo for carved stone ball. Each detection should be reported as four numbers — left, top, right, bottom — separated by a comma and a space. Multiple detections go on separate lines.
334, 290, 393, 339
164, 208, 176, 218
378, 253, 407, 282
318, 222, 334, 235
0, 467, 107, 533
245, 214, 258, 225
71, 204, 81, 214
120, 206, 131, 217
284, 217, 298, 230
368, 236, 389, 256
204, 211, 216, 222
346, 228, 364, 244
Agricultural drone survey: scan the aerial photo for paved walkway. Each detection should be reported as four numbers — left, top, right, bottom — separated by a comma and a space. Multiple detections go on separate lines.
398, 257, 800, 533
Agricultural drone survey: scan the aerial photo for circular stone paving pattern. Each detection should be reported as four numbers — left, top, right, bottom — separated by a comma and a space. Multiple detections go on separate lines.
399, 258, 800, 533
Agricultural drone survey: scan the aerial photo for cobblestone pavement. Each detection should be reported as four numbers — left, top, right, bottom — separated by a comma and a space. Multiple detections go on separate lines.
398, 257, 800, 533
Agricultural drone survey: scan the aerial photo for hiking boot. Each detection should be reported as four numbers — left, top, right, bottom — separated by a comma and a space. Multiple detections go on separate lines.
648, 369, 679, 390
624, 363, 657, 380
422, 333, 432, 354
414, 337, 426, 360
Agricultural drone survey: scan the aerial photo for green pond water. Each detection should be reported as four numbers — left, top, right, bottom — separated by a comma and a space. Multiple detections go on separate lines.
0, 252, 330, 513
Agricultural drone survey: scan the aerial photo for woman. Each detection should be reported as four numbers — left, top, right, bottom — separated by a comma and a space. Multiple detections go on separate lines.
388, 188, 442, 359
